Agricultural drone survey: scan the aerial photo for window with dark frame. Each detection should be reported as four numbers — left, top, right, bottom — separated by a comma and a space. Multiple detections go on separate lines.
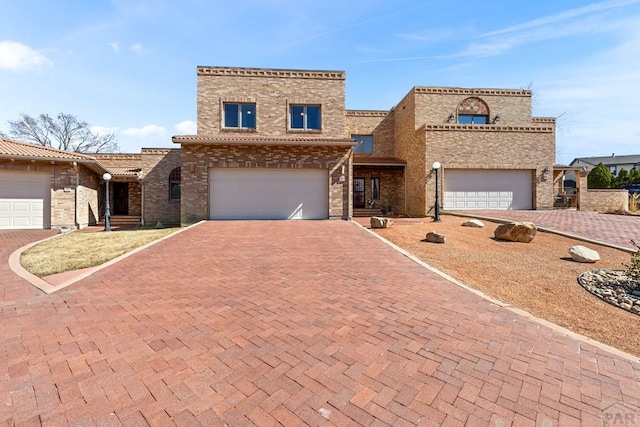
224, 103, 256, 129
371, 177, 380, 200
169, 167, 181, 200
352, 134, 373, 154
289, 105, 321, 130
458, 114, 488, 124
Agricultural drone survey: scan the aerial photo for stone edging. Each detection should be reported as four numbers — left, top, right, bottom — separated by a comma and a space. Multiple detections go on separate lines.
9, 221, 206, 294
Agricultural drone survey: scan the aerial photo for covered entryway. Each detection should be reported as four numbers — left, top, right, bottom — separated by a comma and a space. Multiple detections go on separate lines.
443, 169, 533, 210
209, 168, 329, 220
0, 171, 50, 229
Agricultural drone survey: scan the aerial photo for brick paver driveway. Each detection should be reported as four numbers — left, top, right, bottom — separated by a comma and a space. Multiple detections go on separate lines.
449, 210, 640, 250
2, 221, 640, 426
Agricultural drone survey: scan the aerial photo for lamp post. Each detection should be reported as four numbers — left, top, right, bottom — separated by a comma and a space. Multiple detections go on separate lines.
432, 162, 441, 222
103, 172, 112, 232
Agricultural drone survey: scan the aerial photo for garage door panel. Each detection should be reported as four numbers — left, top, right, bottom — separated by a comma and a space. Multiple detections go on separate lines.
444, 170, 531, 210
210, 168, 328, 220
0, 172, 50, 229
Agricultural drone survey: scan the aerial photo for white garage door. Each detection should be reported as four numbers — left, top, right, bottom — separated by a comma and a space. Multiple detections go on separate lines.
210, 168, 329, 220
444, 169, 532, 210
0, 171, 51, 229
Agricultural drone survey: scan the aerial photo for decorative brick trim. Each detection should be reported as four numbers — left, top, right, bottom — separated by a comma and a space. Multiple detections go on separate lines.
422, 124, 553, 133
532, 117, 556, 123
345, 110, 390, 117
415, 87, 531, 96
197, 66, 345, 80
140, 149, 180, 154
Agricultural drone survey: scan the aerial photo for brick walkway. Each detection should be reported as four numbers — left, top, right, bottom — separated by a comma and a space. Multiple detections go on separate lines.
1, 222, 640, 426
448, 210, 640, 250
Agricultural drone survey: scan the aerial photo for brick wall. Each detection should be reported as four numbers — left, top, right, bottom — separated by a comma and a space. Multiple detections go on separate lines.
414, 87, 534, 126
76, 165, 100, 228
197, 67, 346, 138
345, 110, 395, 158
578, 172, 629, 212
180, 144, 351, 225
142, 149, 181, 225
352, 168, 405, 214
393, 91, 426, 216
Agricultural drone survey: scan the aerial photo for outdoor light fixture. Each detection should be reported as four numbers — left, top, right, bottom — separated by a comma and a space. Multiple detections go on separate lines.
493, 114, 501, 123
432, 162, 442, 222
447, 113, 455, 122
103, 172, 112, 232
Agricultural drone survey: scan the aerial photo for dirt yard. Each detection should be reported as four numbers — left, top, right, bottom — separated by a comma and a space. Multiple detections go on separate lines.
360, 215, 640, 357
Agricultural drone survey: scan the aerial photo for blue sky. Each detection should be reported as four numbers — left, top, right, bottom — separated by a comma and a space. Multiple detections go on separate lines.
1, 0, 639, 164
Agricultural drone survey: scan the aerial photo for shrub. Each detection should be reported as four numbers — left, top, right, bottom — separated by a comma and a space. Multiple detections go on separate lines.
587, 163, 612, 189
625, 240, 640, 283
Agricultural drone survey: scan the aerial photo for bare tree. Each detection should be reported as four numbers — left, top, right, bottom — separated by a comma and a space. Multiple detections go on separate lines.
1, 113, 119, 153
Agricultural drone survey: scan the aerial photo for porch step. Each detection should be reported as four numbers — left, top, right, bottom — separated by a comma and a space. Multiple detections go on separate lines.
353, 208, 384, 217
102, 215, 141, 226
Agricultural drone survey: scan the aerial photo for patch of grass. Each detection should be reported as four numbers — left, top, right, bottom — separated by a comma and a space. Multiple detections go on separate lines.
20, 228, 178, 277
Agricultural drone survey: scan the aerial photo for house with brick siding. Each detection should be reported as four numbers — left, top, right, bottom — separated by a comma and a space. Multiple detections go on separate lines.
0, 65, 557, 229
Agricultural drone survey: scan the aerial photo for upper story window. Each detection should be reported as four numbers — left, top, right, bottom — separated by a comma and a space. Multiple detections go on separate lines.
457, 97, 489, 125
352, 134, 373, 154
290, 105, 321, 130
169, 167, 181, 200
607, 165, 618, 176
224, 103, 256, 129
458, 114, 488, 124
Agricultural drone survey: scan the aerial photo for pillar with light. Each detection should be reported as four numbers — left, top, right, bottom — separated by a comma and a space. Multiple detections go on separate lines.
432, 162, 442, 222
103, 172, 112, 232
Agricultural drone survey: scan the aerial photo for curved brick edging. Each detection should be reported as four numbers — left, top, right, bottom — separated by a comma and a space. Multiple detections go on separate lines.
8, 221, 205, 294
354, 220, 640, 363
444, 211, 635, 253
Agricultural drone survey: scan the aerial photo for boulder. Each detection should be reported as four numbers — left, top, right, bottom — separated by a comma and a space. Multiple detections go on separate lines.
371, 216, 393, 229
493, 221, 537, 243
425, 231, 446, 243
462, 219, 484, 228
569, 245, 600, 263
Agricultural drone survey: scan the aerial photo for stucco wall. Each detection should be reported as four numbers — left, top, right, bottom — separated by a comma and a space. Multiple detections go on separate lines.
180, 144, 351, 225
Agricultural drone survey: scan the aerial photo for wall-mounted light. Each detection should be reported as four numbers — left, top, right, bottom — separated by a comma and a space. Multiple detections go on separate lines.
542, 166, 550, 174
447, 113, 455, 123
493, 114, 501, 123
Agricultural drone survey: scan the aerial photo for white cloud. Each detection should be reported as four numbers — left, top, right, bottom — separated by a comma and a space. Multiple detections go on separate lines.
174, 120, 196, 134
0, 40, 53, 71
108, 42, 119, 53
122, 125, 167, 138
130, 43, 143, 54
91, 125, 119, 136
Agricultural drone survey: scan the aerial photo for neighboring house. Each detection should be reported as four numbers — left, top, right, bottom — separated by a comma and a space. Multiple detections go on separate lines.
569, 154, 640, 177
0, 65, 558, 229
0, 139, 104, 230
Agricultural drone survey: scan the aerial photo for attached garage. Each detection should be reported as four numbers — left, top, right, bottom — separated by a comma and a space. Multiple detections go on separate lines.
443, 169, 533, 210
209, 168, 329, 220
0, 171, 51, 229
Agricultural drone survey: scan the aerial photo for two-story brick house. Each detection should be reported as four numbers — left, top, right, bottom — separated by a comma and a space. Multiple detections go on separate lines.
0, 65, 556, 229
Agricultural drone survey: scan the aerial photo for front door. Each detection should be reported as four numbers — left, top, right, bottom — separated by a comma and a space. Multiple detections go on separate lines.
113, 182, 129, 215
353, 177, 365, 208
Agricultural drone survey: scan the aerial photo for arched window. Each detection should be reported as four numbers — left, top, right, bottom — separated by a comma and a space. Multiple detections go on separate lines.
457, 97, 489, 124
169, 167, 181, 200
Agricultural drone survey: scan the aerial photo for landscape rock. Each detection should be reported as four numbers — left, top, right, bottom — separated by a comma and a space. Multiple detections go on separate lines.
493, 222, 537, 243
371, 216, 393, 229
569, 245, 600, 263
425, 231, 446, 243
462, 219, 484, 228
577, 269, 640, 316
